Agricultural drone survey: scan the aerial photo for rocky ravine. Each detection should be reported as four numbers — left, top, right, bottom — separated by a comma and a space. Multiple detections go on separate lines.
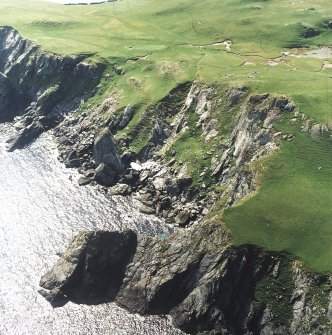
1, 27, 332, 334
51, 82, 300, 227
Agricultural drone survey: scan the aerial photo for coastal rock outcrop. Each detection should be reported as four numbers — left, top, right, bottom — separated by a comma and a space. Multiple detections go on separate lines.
50, 81, 298, 227
94, 128, 124, 177
40, 223, 332, 334
1, 20, 331, 335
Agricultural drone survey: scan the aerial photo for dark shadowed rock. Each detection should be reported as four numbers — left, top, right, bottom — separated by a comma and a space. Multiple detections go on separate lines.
39, 230, 137, 306
6, 121, 44, 152
175, 211, 190, 226
0, 26, 104, 149
0, 72, 12, 119
40, 222, 332, 334
227, 86, 248, 107
95, 162, 117, 186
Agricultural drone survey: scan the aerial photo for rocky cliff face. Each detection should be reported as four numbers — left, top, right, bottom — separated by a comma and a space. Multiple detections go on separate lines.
40, 223, 332, 335
0, 26, 104, 150
49, 81, 299, 227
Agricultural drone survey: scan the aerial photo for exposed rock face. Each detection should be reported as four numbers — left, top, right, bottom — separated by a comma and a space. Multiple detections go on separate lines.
40, 223, 332, 334
0, 72, 12, 114
93, 128, 124, 185
2, 28, 331, 334
47, 81, 299, 226
210, 93, 296, 206
0, 26, 104, 150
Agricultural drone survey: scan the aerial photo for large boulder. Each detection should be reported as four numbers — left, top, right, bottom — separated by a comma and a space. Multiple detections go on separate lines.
39, 230, 137, 306
95, 162, 118, 186
94, 128, 123, 173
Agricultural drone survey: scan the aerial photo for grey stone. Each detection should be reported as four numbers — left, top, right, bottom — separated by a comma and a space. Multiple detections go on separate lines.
78, 176, 92, 186
175, 210, 190, 226
139, 204, 155, 215
93, 129, 123, 173
39, 230, 137, 305
109, 183, 131, 196
40, 223, 332, 334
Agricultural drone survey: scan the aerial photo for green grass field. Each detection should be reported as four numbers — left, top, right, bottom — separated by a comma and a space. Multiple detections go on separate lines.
0, 0, 331, 271
0, 0, 330, 121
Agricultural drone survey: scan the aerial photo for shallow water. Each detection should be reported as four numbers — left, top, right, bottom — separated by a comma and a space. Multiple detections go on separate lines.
0, 125, 182, 335
289, 47, 332, 59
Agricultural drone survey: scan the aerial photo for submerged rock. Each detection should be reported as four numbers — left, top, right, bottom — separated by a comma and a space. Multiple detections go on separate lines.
77, 176, 92, 186
109, 183, 131, 196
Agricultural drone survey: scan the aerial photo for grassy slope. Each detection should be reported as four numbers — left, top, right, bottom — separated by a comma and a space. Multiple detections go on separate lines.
225, 125, 332, 272
0, 0, 331, 271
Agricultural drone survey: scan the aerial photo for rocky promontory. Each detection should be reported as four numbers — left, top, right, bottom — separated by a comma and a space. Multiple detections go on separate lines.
40, 222, 332, 334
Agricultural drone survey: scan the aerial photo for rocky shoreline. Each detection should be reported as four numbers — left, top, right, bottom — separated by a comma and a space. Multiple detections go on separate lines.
51, 83, 299, 227
1, 26, 332, 334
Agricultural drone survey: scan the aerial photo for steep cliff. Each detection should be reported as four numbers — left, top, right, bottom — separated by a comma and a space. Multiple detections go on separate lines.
0, 26, 104, 151
50, 82, 299, 226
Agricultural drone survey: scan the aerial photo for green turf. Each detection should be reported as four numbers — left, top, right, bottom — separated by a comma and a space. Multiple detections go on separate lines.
224, 129, 332, 272
0, 0, 331, 272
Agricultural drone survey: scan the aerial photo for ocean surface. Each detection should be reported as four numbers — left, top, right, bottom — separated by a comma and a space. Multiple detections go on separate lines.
0, 124, 182, 335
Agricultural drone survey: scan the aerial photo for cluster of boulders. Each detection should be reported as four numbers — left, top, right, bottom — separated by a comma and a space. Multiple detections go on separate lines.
0, 26, 304, 229
55, 114, 209, 225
